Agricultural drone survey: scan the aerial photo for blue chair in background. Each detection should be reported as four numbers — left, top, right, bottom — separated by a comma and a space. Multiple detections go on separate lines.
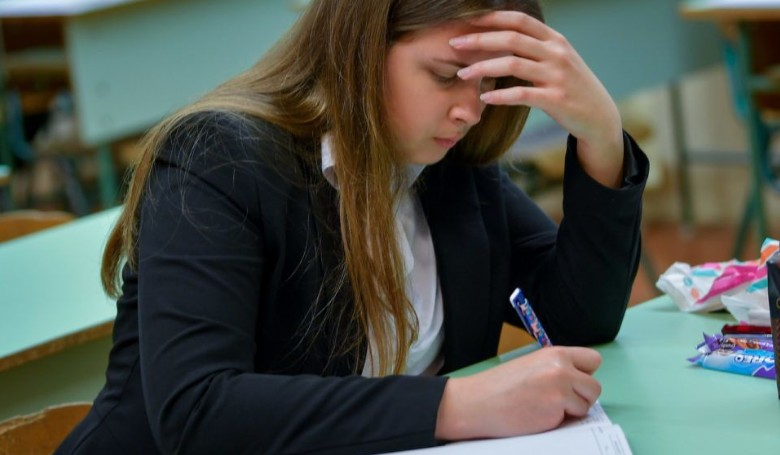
2, 90, 90, 215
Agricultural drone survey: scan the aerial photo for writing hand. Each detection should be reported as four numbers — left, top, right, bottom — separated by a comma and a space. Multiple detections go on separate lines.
435, 346, 602, 440
451, 11, 624, 188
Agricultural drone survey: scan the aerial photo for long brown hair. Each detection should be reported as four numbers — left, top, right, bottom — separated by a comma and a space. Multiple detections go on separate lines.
102, 0, 543, 375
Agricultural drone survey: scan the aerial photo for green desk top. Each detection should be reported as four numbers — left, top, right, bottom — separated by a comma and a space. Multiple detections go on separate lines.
453, 297, 780, 454
0, 208, 120, 370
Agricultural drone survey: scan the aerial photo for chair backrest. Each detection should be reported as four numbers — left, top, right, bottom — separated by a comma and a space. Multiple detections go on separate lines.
0, 403, 91, 455
0, 210, 75, 242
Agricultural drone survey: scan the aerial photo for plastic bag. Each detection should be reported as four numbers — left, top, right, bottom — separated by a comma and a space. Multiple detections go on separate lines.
656, 239, 777, 325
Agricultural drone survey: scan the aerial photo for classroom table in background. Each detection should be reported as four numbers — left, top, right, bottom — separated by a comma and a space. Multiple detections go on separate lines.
0, 0, 302, 207
680, 1, 780, 258
454, 297, 780, 455
0, 0, 723, 210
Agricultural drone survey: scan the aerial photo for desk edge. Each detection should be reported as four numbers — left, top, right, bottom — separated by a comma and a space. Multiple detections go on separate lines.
680, 5, 780, 21
0, 321, 113, 373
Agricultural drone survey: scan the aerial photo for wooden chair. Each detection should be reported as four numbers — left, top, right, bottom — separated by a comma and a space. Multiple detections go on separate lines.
0, 209, 75, 242
0, 403, 91, 455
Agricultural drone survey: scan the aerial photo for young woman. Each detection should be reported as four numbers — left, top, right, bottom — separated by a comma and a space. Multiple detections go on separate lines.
57, 0, 648, 453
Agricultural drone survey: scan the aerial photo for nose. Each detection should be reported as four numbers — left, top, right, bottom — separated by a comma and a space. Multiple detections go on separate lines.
449, 80, 485, 127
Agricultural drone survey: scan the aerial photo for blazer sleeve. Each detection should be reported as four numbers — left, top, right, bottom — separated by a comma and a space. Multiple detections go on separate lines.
137, 113, 446, 454
503, 131, 649, 345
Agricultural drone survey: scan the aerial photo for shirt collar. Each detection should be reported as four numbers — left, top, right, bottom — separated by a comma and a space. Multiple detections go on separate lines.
320, 133, 425, 190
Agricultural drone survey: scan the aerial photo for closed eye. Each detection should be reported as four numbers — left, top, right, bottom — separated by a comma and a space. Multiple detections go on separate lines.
432, 72, 459, 85
434, 72, 496, 92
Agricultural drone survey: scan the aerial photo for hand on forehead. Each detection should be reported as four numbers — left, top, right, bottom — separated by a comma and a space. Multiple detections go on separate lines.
447, 10, 625, 187
433, 20, 516, 67
447, 11, 552, 64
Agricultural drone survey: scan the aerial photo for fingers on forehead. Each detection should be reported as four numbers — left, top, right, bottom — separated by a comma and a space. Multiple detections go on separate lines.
465, 57, 544, 82
457, 31, 543, 60
470, 10, 549, 40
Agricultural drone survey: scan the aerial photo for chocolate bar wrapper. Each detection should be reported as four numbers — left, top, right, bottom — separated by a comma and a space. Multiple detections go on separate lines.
688, 348, 775, 379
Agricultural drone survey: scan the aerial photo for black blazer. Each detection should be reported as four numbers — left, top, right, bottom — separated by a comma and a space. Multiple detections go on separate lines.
57, 113, 648, 454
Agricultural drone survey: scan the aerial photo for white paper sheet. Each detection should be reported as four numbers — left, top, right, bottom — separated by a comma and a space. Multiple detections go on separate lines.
389, 402, 632, 455
394, 425, 631, 455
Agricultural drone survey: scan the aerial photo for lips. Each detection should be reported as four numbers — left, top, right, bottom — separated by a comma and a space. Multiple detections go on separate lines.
434, 137, 459, 149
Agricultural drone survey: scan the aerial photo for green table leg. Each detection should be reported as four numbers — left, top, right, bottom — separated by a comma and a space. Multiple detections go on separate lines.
732, 23, 769, 258
97, 143, 118, 209
670, 82, 695, 230
733, 187, 756, 259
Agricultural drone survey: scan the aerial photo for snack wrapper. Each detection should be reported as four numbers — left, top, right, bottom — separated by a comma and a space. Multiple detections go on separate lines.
699, 333, 774, 353
689, 333, 775, 379
722, 284, 770, 326
656, 238, 778, 319
688, 347, 775, 380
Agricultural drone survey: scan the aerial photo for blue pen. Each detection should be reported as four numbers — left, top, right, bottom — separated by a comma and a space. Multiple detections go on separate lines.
509, 288, 553, 347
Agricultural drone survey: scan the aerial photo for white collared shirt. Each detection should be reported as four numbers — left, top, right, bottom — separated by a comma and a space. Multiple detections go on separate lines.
321, 134, 444, 377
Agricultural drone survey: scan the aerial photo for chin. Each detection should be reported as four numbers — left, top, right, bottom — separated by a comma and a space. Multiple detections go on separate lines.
411, 149, 450, 165
409, 155, 446, 166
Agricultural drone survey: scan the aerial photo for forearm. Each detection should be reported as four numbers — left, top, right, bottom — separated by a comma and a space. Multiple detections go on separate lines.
150, 371, 446, 454
505, 132, 648, 345
575, 128, 625, 189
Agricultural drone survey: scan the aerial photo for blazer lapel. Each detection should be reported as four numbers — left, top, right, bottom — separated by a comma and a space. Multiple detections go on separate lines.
418, 160, 491, 372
